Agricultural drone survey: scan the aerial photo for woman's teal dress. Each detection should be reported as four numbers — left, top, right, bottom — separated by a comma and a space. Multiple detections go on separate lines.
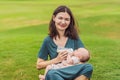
38, 36, 93, 80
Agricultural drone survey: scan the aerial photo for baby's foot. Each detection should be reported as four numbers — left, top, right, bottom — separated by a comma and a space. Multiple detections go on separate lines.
39, 75, 45, 80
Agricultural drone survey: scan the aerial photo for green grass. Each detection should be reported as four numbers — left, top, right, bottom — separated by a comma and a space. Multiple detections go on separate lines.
0, 0, 120, 80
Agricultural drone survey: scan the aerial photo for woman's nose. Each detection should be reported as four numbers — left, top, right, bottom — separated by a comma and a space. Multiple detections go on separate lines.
61, 20, 65, 24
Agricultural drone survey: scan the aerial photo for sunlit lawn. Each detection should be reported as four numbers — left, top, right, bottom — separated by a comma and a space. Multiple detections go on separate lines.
0, 0, 120, 80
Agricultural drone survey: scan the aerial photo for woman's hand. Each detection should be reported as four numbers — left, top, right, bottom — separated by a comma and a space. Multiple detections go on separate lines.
66, 54, 73, 64
36, 51, 68, 69
56, 51, 68, 63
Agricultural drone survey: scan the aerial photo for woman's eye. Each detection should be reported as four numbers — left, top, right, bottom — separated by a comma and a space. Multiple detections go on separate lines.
58, 17, 63, 20
65, 18, 70, 21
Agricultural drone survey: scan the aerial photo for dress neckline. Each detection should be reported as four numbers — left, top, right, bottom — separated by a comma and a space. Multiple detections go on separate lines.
50, 37, 69, 48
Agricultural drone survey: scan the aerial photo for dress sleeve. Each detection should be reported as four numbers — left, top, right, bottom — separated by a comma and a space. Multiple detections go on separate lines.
37, 38, 49, 60
75, 37, 84, 49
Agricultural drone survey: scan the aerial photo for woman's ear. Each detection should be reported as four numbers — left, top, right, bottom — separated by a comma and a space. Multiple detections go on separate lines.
52, 15, 55, 21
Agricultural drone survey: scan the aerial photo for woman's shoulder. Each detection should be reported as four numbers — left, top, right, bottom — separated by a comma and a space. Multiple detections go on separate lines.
44, 36, 52, 42
69, 37, 80, 41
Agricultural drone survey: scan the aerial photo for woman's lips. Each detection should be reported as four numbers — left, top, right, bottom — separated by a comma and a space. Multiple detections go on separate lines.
59, 24, 66, 28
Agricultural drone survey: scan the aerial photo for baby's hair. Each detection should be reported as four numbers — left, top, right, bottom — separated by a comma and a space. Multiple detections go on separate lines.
78, 48, 90, 62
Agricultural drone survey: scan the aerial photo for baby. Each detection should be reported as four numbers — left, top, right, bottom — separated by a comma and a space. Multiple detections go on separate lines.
39, 48, 90, 80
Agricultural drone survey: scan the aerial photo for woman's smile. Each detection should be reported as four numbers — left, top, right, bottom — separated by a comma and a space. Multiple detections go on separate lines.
53, 12, 70, 31
59, 23, 67, 28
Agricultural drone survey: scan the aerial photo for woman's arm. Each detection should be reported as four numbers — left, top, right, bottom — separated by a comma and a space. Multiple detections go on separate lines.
36, 51, 68, 69
36, 58, 58, 70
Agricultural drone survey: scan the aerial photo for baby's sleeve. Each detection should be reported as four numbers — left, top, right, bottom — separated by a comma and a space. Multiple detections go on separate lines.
71, 56, 80, 64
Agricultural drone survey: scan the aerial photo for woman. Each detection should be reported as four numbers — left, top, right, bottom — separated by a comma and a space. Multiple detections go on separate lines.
36, 5, 93, 80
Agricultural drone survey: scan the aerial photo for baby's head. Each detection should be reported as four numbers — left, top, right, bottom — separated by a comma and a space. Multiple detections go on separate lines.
73, 48, 90, 62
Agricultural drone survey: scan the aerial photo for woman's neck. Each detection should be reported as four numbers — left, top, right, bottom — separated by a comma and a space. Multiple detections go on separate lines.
53, 32, 68, 47
56, 35, 67, 41
58, 30, 65, 38
58, 31, 65, 37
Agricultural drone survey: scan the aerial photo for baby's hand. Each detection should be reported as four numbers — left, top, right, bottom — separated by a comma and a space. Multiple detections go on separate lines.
66, 55, 73, 64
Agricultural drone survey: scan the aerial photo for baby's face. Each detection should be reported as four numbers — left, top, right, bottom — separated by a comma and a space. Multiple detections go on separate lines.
73, 48, 90, 62
73, 50, 82, 58
73, 49, 88, 60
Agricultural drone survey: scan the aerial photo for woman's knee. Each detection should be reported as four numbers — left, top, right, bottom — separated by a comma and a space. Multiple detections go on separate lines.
81, 64, 93, 79
45, 70, 64, 80
46, 69, 57, 76
85, 64, 93, 72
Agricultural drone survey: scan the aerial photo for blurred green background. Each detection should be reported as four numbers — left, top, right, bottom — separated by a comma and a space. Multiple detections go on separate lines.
0, 0, 120, 80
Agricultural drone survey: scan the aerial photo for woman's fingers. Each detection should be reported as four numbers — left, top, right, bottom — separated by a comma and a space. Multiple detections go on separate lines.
59, 51, 68, 60
56, 51, 68, 62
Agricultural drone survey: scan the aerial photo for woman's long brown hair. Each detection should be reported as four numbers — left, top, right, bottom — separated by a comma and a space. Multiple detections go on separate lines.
49, 5, 79, 40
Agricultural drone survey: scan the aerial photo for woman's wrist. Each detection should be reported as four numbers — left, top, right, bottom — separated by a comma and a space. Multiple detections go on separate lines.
53, 58, 60, 64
